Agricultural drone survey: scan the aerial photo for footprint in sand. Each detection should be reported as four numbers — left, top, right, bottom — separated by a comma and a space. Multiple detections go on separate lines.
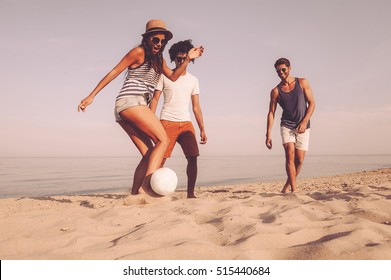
123, 194, 172, 206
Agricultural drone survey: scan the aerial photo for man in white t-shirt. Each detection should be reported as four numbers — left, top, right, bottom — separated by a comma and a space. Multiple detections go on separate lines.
150, 40, 207, 198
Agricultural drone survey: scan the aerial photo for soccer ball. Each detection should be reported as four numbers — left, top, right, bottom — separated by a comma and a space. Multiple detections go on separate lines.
150, 167, 178, 195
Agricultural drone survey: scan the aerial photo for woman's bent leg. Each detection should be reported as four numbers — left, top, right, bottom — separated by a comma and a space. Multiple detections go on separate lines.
117, 120, 153, 194
119, 106, 169, 195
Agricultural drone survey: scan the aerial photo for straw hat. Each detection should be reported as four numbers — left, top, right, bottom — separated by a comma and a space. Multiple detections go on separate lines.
142, 19, 173, 41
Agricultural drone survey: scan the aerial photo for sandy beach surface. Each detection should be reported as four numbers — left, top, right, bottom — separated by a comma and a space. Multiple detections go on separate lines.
1, 168, 390, 260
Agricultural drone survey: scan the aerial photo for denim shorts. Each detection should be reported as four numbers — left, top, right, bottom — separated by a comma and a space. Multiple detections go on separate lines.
114, 95, 148, 122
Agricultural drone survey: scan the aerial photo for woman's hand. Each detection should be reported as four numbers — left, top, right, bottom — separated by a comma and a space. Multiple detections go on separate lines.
78, 96, 94, 112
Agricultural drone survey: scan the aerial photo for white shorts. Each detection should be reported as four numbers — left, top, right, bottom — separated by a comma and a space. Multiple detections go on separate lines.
280, 126, 310, 151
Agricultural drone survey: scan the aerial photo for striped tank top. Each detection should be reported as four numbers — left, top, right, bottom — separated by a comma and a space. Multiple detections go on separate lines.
116, 62, 160, 103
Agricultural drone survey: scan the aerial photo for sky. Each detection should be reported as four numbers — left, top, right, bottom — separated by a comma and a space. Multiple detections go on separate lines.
1, 0, 391, 157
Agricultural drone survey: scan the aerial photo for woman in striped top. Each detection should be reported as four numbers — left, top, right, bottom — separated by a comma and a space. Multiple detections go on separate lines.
77, 20, 204, 197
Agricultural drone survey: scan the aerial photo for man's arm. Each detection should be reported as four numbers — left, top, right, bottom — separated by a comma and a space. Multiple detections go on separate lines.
297, 78, 315, 133
191, 94, 207, 144
149, 89, 162, 114
266, 88, 279, 150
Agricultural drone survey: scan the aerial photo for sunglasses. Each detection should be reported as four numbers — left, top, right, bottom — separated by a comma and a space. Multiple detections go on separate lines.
276, 68, 288, 74
151, 37, 167, 45
175, 56, 187, 63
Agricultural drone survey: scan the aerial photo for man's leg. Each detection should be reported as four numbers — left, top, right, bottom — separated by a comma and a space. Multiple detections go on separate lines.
186, 156, 198, 198
294, 148, 306, 179
282, 142, 296, 193
177, 122, 199, 198
282, 145, 306, 193
290, 128, 309, 191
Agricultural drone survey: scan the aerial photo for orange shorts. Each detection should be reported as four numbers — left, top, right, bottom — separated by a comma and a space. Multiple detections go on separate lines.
160, 120, 199, 158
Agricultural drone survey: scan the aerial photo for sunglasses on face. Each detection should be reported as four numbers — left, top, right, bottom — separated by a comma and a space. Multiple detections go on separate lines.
151, 37, 167, 45
276, 68, 288, 74
175, 56, 187, 63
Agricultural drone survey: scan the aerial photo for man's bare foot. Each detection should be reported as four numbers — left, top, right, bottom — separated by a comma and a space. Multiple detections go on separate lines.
187, 194, 197, 199
290, 187, 296, 193
281, 185, 290, 193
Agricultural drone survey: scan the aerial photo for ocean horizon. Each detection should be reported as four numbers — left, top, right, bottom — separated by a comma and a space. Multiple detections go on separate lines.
1, 154, 390, 199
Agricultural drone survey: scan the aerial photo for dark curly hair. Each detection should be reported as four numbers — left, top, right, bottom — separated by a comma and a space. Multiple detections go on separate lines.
168, 39, 194, 63
274, 58, 291, 69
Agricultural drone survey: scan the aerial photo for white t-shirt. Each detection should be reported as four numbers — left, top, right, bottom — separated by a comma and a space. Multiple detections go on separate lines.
155, 72, 200, 122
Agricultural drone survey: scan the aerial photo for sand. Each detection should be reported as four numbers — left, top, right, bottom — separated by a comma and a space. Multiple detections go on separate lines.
0, 168, 390, 260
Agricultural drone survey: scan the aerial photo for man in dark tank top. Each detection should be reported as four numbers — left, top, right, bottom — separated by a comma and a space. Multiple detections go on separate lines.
265, 58, 315, 193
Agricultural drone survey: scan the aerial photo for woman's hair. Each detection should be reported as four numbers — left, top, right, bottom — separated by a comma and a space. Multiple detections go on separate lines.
169, 39, 194, 62
141, 33, 166, 74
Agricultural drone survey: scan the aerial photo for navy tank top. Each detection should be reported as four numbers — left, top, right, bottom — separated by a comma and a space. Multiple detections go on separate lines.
277, 78, 310, 129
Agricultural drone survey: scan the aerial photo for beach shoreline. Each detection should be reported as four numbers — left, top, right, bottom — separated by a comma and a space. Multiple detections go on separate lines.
1, 168, 390, 260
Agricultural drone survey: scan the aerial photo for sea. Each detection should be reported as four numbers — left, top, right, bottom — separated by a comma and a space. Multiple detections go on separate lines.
0, 155, 390, 199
